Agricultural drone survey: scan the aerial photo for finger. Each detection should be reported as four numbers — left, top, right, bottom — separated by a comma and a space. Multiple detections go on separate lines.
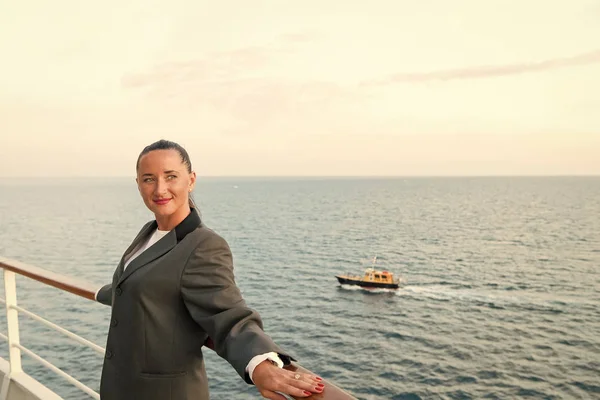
260, 389, 289, 400
260, 370, 324, 397
276, 382, 322, 398
287, 372, 324, 389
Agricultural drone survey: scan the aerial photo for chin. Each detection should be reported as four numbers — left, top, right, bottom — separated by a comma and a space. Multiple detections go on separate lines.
152, 209, 170, 217
147, 203, 175, 217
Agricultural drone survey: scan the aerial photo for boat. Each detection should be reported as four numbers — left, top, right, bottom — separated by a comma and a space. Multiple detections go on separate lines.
335, 257, 402, 289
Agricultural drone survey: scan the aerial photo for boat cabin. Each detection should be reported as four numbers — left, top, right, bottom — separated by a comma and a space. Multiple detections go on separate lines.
363, 268, 396, 284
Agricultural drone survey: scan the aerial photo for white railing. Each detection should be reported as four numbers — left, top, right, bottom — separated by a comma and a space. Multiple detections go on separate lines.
0, 269, 102, 399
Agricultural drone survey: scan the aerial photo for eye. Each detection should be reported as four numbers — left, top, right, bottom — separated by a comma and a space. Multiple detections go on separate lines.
167, 175, 177, 180
143, 177, 155, 183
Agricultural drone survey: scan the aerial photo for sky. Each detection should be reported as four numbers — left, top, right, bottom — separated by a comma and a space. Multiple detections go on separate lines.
1, 0, 599, 177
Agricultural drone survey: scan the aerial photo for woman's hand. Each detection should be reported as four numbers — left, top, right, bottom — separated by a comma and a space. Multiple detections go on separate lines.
252, 360, 325, 399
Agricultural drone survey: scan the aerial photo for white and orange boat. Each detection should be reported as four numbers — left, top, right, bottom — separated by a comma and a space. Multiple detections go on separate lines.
336, 257, 403, 289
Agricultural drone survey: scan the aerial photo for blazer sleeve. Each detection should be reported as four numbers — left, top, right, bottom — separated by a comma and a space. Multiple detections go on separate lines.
180, 232, 295, 384
96, 283, 112, 306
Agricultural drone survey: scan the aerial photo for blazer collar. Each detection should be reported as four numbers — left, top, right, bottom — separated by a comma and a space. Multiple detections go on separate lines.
174, 207, 202, 243
117, 208, 202, 284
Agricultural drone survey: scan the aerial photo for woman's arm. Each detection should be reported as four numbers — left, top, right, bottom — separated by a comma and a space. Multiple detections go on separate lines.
180, 232, 322, 398
95, 283, 112, 306
180, 232, 289, 378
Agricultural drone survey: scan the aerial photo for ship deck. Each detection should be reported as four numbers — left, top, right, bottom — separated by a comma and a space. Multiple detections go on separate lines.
0, 357, 61, 400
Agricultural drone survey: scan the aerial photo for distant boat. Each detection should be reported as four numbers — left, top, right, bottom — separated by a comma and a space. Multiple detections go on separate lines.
335, 257, 403, 289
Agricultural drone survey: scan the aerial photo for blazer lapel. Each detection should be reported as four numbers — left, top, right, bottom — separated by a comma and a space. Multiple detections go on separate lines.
115, 221, 158, 280
118, 229, 177, 284
117, 208, 202, 284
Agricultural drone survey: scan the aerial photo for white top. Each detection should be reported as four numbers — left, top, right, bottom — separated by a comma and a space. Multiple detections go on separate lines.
97, 227, 282, 381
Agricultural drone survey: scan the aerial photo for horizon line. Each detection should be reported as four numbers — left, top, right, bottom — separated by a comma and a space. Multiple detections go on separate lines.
1, 174, 599, 179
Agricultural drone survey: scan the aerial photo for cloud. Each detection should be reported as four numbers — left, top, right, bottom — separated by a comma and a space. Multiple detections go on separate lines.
121, 31, 322, 91
120, 31, 361, 132
362, 48, 600, 85
278, 31, 324, 43
173, 78, 359, 135
121, 46, 272, 90
123, 72, 356, 134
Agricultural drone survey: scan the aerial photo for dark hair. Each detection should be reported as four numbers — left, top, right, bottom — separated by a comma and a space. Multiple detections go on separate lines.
136, 139, 197, 209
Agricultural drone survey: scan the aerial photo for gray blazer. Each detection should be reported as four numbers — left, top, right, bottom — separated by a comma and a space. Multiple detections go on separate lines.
96, 209, 293, 400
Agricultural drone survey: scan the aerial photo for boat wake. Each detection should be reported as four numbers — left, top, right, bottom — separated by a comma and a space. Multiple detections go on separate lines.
338, 284, 400, 294
388, 285, 591, 313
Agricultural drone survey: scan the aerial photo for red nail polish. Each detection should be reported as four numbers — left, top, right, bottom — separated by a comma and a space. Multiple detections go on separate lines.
303, 390, 312, 395
315, 387, 323, 391
317, 383, 324, 387
315, 377, 323, 381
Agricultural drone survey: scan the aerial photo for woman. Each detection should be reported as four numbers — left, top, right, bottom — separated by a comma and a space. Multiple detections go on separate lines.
95, 140, 324, 400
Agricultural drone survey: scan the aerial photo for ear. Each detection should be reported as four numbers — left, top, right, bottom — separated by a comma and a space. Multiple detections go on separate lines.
189, 171, 197, 189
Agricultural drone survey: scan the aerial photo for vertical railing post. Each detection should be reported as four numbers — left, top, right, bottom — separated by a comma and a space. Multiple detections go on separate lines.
0, 270, 22, 399
3, 270, 22, 372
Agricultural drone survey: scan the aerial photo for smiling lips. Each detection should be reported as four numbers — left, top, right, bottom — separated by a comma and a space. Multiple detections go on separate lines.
153, 198, 172, 205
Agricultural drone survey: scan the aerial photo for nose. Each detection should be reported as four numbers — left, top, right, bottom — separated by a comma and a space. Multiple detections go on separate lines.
154, 177, 168, 196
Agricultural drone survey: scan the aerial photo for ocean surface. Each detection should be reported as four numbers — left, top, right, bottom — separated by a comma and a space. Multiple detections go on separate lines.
0, 177, 599, 399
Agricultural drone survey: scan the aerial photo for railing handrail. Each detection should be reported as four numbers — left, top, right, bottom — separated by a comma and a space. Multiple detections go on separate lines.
0, 257, 97, 301
0, 256, 357, 400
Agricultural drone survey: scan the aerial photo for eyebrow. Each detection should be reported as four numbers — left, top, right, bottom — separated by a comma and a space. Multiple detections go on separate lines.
141, 170, 180, 177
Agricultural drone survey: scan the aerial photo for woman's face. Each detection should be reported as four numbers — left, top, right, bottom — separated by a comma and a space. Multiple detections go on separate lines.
136, 149, 196, 225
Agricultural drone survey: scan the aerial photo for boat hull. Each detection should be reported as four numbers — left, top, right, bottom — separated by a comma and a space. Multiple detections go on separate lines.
336, 276, 400, 289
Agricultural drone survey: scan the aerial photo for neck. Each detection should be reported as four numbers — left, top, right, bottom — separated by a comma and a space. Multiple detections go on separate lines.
155, 204, 191, 231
